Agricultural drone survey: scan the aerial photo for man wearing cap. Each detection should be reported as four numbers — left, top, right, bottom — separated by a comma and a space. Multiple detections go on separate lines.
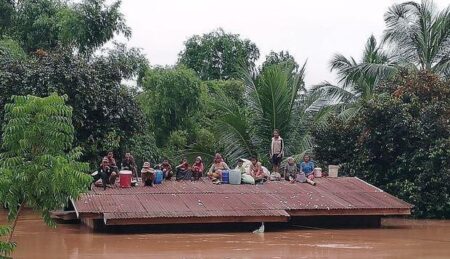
141, 162, 155, 187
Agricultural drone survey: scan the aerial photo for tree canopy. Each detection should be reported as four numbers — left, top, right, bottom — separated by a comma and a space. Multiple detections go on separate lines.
261, 50, 300, 74
0, 0, 130, 53
178, 28, 260, 80
0, 94, 91, 256
313, 71, 450, 218
139, 66, 202, 147
0, 48, 147, 165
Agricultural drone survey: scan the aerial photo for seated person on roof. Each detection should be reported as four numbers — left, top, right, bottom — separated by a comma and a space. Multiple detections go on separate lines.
92, 157, 118, 190
121, 152, 137, 176
104, 151, 119, 173
297, 154, 316, 186
249, 156, 267, 184
284, 156, 299, 182
141, 162, 155, 187
191, 156, 204, 181
176, 158, 191, 181
207, 153, 229, 184
160, 159, 173, 180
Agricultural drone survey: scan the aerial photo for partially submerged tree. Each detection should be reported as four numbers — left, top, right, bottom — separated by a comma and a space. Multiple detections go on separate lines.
0, 94, 91, 256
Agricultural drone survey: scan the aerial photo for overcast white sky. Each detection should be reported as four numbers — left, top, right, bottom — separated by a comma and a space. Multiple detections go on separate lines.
114, 0, 450, 86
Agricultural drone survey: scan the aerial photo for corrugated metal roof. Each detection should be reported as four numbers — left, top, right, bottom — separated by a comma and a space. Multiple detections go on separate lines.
74, 177, 412, 224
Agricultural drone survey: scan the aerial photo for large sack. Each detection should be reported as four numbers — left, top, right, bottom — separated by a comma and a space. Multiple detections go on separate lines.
241, 174, 255, 185
262, 166, 270, 177
241, 159, 252, 174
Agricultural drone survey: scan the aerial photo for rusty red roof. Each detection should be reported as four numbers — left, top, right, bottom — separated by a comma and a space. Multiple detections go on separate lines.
73, 177, 412, 225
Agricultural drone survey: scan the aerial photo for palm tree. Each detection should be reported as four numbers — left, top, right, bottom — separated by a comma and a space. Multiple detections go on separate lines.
202, 62, 327, 163
312, 35, 396, 120
383, 0, 450, 76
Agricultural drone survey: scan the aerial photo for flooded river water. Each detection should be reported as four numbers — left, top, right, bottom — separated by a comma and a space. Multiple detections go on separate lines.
4, 210, 450, 258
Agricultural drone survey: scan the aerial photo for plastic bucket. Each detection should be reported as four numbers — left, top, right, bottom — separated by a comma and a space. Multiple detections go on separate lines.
229, 170, 241, 185
313, 168, 322, 178
221, 170, 230, 184
119, 170, 132, 188
328, 165, 339, 178
154, 170, 164, 184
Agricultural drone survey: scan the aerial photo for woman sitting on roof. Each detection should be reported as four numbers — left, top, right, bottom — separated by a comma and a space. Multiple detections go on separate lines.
297, 154, 316, 186
250, 156, 267, 184
191, 156, 204, 181
284, 156, 299, 182
207, 153, 230, 184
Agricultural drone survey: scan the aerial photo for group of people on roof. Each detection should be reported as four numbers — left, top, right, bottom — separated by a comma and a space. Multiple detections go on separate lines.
91, 129, 317, 189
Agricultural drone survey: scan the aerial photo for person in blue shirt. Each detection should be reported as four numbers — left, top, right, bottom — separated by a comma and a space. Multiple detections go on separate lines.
298, 154, 316, 182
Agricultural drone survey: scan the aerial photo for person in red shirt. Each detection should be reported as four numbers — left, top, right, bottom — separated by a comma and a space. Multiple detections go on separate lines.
192, 156, 204, 180
175, 158, 191, 181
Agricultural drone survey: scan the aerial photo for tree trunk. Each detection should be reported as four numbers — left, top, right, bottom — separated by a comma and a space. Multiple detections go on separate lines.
7, 202, 24, 243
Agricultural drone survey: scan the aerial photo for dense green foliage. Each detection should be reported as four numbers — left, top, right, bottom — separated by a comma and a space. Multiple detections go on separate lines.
139, 66, 201, 147
0, 0, 130, 53
210, 63, 322, 163
178, 28, 260, 80
261, 50, 300, 74
314, 71, 450, 218
0, 226, 15, 257
0, 94, 91, 256
0, 48, 147, 165
311, 1, 450, 219
0, 94, 91, 221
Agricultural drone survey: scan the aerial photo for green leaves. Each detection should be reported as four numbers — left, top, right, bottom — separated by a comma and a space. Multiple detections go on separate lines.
0, 225, 15, 257
383, 0, 450, 76
210, 62, 317, 163
313, 71, 450, 219
0, 94, 91, 256
140, 66, 202, 147
178, 28, 260, 80
2, 0, 130, 53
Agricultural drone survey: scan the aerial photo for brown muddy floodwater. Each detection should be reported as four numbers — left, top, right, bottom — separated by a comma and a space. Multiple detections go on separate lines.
3, 209, 450, 259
